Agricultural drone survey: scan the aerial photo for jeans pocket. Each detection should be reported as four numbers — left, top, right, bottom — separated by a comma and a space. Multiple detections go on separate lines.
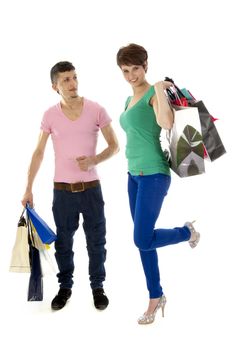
89, 185, 105, 206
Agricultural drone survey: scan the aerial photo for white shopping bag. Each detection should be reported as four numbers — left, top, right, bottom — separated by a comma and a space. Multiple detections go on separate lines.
167, 105, 205, 178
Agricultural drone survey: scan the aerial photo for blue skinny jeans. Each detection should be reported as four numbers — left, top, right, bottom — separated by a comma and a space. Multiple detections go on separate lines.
128, 173, 191, 298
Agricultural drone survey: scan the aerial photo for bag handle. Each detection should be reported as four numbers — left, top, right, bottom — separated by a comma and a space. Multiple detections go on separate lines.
164, 77, 186, 98
166, 86, 183, 106
20, 208, 26, 219
26, 214, 37, 247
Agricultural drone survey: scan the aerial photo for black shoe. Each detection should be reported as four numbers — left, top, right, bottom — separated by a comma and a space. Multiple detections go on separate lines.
92, 288, 109, 310
51, 288, 72, 310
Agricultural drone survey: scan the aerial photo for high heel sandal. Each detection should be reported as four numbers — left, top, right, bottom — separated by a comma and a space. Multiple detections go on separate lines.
185, 221, 200, 248
137, 295, 166, 325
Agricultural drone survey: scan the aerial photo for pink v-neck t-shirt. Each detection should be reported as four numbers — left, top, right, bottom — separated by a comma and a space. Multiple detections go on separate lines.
41, 98, 112, 183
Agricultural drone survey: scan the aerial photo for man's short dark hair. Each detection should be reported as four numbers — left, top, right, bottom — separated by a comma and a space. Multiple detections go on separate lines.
50, 61, 75, 83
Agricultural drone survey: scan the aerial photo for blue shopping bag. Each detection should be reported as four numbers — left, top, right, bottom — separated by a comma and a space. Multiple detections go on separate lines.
26, 204, 57, 244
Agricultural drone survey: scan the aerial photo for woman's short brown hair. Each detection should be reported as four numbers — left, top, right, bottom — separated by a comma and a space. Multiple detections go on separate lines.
116, 43, 148, 68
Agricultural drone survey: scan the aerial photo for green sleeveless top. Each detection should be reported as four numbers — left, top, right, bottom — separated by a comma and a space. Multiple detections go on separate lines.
119, 85, 170, 176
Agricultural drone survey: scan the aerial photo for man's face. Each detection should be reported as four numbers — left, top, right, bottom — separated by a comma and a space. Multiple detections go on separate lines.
52, 70, 78, 99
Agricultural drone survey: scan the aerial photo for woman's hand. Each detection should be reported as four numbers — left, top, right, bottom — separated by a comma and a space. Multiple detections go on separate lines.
154, 81, 173, 90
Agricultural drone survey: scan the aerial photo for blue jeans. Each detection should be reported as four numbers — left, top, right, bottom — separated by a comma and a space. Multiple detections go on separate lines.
128, 173, 191, 298
52, 184, 106, 290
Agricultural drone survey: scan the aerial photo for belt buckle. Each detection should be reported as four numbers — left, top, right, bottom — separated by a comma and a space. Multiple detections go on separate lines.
71, 182, 85, 193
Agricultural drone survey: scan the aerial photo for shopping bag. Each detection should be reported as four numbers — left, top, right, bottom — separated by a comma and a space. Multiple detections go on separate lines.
165, 77, 226, 162
187, 100, 226, 161
26, 204, 57, 244
9, 210, 30, 273
28, 217, 56, 275
167, 104, 205, 177
165, 82, 188, 106
165, 77, 193, 103
27, 235, 43, 301
28, 218, 49, 251
180, 88, 196, 101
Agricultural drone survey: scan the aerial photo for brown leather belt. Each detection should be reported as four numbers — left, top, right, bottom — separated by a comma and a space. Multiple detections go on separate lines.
54, 180, 100, 192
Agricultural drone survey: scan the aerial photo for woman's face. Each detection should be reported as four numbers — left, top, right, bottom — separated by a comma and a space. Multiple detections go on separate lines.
120, 64, 147, 87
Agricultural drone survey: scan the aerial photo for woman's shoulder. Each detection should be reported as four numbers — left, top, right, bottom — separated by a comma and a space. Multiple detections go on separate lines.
147, 85, 155, 95
144, 85, 155, 104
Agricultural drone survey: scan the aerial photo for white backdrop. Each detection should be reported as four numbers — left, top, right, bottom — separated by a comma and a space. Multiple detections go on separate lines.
1, 0, 232, 349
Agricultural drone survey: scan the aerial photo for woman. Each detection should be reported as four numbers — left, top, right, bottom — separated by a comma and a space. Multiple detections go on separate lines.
116, 43, 200, 325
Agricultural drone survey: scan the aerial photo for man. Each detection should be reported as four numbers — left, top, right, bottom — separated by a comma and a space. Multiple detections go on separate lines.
21, 61, 119, 311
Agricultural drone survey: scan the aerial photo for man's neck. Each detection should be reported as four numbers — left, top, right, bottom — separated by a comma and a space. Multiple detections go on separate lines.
61, 95, 82, 110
